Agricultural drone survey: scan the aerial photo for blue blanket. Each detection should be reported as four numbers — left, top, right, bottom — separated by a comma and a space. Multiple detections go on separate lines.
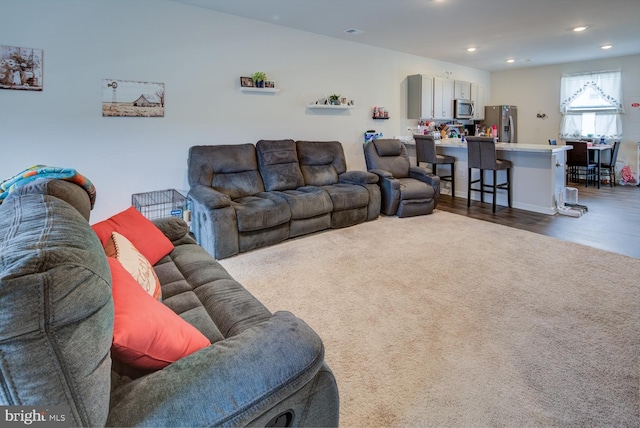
0, 165, 96, 208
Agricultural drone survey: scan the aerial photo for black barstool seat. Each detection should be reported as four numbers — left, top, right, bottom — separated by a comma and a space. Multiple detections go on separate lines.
414, 135, 456, 197
466, 137, 512, 213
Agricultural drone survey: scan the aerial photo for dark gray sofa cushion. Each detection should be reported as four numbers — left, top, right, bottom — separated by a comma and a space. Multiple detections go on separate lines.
256, 140, 305, 191
322, 183, 369, 210
0, 194, 113, 427
189, 144, 265, 199
273, 186, 333, 219
232, 193, 291, 232
154, 239, 272, 342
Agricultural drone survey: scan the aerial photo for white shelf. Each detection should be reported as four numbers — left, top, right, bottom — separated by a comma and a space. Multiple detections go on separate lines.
241, 87, 280, 93
307, 104, 355, 110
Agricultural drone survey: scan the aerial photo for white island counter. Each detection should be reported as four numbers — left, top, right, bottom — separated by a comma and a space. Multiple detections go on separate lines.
409, 138, 571, 215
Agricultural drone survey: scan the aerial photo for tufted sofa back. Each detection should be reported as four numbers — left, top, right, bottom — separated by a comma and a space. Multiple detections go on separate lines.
188, 144, 265, 200
256, 139, 306, 191
296, 140, 347, 186
0, 190, 113, 427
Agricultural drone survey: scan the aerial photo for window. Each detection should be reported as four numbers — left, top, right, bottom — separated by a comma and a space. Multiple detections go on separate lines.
560, 69, 623, 139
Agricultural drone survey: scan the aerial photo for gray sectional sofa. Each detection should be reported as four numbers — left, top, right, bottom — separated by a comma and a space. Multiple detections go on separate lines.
0, 179, 339, 427
188, 139, 381, 259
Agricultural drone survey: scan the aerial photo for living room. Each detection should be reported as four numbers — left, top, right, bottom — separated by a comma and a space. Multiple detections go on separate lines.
1, 1, 639, 426
1, 0, 639, 223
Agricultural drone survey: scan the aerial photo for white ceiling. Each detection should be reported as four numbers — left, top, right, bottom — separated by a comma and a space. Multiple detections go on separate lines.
170, 0, 640, 71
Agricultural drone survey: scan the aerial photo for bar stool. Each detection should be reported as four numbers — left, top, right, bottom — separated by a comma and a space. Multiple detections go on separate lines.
466, 136, 512, 213
414, 135, 456, 197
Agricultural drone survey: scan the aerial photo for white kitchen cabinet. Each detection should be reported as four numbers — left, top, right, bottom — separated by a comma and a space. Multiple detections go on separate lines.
454, 80, 471, 100
407, 74, 434, 119
434, 77, 454, 120
471, 84, 485, 120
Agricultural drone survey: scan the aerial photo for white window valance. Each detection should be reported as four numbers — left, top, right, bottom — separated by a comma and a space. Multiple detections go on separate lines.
560, 69, 624, 114
560, 69, 623, 139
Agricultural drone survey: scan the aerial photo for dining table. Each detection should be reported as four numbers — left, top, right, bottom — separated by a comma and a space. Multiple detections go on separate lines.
587, 143, 614, 188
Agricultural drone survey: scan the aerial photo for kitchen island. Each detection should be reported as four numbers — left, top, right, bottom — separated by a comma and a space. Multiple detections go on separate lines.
409, 139, 571, 215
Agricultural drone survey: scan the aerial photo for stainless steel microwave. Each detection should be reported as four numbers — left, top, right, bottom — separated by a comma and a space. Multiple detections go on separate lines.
454, 99, 474, 119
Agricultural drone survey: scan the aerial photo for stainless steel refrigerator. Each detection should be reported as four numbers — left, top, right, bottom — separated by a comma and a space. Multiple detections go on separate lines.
484, 105, 517, 143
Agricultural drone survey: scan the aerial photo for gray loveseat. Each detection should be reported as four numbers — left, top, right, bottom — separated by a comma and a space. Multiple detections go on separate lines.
188, 140, 381, 259
0, 179, 339, 427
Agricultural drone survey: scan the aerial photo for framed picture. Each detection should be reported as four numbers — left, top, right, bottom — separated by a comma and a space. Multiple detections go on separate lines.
0, 45, 43, 91
102, 79, 165, 117
240, 76, 254, 87
264, 80, 276, 89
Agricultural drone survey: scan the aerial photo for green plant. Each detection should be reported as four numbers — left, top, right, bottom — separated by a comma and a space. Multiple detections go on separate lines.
329, 94, 340, 101
252, 71, 266, 82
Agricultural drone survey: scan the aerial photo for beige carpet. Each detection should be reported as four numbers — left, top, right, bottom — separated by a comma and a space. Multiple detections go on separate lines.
219, 210, 640, 427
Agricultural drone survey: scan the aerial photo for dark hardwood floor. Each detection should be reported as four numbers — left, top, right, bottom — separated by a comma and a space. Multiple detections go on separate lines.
435, 183, 640, 259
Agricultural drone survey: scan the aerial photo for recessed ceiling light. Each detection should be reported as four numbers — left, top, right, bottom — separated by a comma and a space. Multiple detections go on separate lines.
601, 44, 612, 50
573, 26, 588, 32
344, 28, 364, 35
506, 59, 515, 63
466, 47, 477, 52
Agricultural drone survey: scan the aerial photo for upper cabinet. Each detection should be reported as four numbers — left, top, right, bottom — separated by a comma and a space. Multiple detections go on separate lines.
471, 84, 485, 120
454, 80, 471, 100
408, 75, 479, 121
407, 74, 434, 119
434, 77, 454, 120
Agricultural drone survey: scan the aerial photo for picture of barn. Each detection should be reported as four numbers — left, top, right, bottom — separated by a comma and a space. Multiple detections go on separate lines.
102, 79, 165, 117
133, 94, 161, 107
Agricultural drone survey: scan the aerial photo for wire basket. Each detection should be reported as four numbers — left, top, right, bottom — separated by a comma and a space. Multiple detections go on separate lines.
131, 189, 187, 220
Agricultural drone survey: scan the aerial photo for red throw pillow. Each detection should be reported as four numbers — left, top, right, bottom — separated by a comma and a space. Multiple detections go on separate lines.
92, 207, 173, 265
107, 258, 210, 370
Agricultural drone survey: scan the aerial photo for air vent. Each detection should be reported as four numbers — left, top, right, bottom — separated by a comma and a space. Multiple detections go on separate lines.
344, 28, 364, 35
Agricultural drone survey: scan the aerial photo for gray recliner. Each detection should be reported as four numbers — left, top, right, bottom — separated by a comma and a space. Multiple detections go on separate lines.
0, 179, 339, 427
188, 144, 291, 258
188, 140, 380, 259
364, 138, 440, 217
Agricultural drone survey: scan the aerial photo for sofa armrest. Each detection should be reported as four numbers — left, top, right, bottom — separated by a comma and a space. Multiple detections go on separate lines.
368, 168, 394, 179
339, 170, 379, 185
409, 167, 440, 186
188, 184, 231, 209
151, 217, 190, 242
107, 311, 327, 427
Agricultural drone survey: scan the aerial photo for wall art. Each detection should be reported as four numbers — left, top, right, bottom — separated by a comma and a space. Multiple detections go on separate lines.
0, 45, 43, 91
102, 79, 165, 117
240, 76, 254, 87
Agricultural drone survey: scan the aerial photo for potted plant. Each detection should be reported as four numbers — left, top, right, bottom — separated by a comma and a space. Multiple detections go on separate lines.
252, 71, 266, 88
329, 94, 341, 106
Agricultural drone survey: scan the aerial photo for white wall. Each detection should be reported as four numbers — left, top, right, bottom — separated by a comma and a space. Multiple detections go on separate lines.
491, 55, 640, 177
0, 0, 490, 221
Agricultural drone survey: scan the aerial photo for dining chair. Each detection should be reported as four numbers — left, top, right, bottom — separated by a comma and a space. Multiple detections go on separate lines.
466, 136, 512, 213
599, 141, 620, 187
565, 141, 597, 187
414, 135, 456, 197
